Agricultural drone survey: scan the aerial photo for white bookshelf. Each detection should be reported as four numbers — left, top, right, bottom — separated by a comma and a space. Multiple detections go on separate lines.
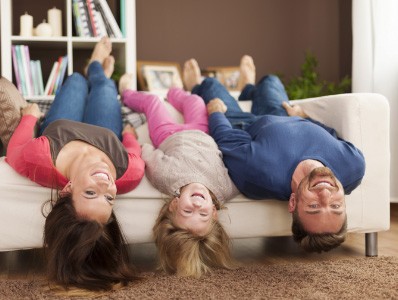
0, 0, 136, 100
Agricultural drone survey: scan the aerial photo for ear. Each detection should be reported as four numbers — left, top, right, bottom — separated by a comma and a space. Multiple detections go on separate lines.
288, 193, 296, 213
212, 205, 218, 220
168, 197, 178, 212
59, 181, 72, 198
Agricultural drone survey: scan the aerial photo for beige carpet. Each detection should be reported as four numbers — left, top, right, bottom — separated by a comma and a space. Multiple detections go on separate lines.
1, 256, 397, 300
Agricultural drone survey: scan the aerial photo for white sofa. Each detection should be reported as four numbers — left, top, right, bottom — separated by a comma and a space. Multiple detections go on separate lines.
0, 93, 390, 255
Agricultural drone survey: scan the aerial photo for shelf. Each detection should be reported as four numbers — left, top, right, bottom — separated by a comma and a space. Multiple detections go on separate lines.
0, 0, 137, 100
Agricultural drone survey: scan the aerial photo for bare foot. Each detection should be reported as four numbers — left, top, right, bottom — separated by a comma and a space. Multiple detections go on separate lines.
89, 37, 112, 65
238, 55, 256, 90
119, 73, 135, 94
183, 59, 202, 91
103, 55, 115, 78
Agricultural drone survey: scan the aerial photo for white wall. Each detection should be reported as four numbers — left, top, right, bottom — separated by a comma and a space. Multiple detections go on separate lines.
352, 0, 397, 202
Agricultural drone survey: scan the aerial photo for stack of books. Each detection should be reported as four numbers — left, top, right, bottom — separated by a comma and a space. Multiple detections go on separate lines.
72, 0, 124, 38
11, 45, 68, 97
11, 45, 44, 97
43, 56, 68, 96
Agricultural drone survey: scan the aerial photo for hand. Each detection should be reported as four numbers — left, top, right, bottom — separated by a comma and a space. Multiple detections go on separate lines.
122, 123, 138, 139
21, 103, 42, 119
282, 102, 308, 118
207, 98, 227, 115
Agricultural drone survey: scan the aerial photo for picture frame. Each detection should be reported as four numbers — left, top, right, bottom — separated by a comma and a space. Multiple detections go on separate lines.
204, 66, 241, 91
137, 61, 183, 93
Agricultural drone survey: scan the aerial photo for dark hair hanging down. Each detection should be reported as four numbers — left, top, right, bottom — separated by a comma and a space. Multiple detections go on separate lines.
43, 194, 138, 291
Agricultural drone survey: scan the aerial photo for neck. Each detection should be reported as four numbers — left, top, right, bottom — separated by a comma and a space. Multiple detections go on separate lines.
291, 159, 324, 192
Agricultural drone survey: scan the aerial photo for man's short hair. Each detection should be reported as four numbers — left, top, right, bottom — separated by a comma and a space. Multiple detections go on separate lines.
291, 209, 347, 253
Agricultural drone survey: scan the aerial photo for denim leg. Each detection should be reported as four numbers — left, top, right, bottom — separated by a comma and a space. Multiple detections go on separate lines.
192, 77, 257, 129
250, 75, 289, 116
238, 84, 255, 100
39, 73, 88, 135
192, 77, 242, 111
83, 61, 123, 140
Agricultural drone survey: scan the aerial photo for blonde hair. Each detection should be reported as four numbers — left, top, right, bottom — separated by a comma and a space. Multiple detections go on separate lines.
153, 200, 237, 278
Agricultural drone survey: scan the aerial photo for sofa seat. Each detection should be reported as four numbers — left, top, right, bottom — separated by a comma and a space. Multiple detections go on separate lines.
0, 93, 390, 252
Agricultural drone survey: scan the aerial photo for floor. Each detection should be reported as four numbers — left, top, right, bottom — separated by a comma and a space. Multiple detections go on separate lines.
1, 203, 397, 279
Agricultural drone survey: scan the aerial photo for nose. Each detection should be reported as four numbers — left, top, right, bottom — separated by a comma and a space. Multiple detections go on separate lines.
192, 199, 203, 207
97, 179, 110, 188
318, 188, 332, 201
96, 180, 117, 194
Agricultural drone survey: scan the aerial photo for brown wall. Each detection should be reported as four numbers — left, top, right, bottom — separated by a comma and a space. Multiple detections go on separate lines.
1, 0, 352, 86
136, 0, 352, 84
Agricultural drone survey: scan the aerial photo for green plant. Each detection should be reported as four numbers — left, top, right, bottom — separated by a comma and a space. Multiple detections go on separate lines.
111, 63, 123, 83
283, 52, 351, 100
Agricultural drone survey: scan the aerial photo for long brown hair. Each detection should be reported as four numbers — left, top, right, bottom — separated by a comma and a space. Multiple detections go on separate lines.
43, 194, 138, 291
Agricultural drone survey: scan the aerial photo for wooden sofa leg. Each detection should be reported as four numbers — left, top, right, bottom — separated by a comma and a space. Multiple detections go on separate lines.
365, 232, 378, 257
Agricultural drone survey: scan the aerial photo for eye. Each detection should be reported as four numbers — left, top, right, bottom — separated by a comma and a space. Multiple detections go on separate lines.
200, 213, 208, 217
85, 190, 95, 196
309, 204, 319, 209
183, 210, 192, 214
331, 204, 341, 209
105, 195, 115, 205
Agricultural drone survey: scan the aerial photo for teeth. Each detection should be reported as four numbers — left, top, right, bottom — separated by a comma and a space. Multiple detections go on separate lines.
192, 194, 204, 200
314, 182, 332, 187
93, 173, 109, 180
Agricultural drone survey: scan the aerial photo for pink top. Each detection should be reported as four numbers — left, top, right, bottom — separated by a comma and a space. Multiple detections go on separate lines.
6, 115, 145, 194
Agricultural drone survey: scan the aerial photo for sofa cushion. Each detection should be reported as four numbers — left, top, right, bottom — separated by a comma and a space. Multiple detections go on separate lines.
0, 77, 27, 151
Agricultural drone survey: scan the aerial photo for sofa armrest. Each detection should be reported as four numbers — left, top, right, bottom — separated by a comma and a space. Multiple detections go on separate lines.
236, 93, 390, 233
296, 93, 390, 231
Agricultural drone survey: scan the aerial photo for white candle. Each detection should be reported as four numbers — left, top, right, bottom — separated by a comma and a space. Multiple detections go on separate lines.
20, 12, 33, 37
47, 7, 62, 37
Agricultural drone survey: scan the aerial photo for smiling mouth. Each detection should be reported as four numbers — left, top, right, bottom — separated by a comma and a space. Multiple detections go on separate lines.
92, 172, 110, 181
191, 193, 205, 199
312, 181, 334, 188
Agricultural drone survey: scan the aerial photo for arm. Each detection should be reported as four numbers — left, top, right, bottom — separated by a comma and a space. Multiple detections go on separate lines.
6, 105, 40, 174
117, 125, 145, 194
141, 143, 181, 196
282, 101, 338, 138
207, 98, 252, 146
121, 124, 141, 156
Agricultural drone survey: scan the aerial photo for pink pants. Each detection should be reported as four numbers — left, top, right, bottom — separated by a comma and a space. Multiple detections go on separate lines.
122, 88, 208, 148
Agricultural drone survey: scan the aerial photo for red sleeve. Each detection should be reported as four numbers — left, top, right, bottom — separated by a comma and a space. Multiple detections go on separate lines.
6, 115, 38, 175
115, 132, 145, 194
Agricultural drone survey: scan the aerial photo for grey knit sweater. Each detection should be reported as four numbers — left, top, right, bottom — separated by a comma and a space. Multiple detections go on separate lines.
142, 130, 239, 204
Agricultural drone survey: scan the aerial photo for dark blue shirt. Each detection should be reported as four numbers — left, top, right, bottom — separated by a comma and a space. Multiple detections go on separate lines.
209, 113, 366, 200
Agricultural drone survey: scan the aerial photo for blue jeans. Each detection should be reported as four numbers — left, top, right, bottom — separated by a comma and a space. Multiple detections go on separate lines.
39, 62, 123, 140
192, 75, 289, 130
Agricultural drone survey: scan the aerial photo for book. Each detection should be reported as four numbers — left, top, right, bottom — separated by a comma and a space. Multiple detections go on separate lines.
14, 46, 27, 96
30, 60, 39, 95
75, 0, 92, 37
94, 9, 108, 37
48, 56, 63, 95
96, 0, 123, 38
35, 60, 44, 95
72, 0, 83, 36
86, 0, 98, 36
86, 0, 106, 37
11, 46, 22, 93
15, 45, 29, 96
120, 0, 126, 37
81, 0, 94, 36
44, 61, 59, 96
93, 0, 114, 37
88, 0, 107, 37
54, 56, 68, 94
24, 46, 35, 96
